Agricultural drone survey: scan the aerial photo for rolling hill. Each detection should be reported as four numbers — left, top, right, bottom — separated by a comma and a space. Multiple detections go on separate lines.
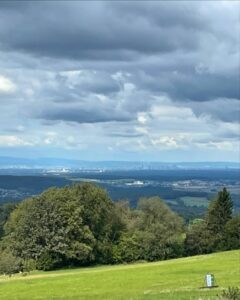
0, 250, 239, 300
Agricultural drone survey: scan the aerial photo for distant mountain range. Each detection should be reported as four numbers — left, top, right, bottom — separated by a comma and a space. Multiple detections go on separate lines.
0, 156, 239, 170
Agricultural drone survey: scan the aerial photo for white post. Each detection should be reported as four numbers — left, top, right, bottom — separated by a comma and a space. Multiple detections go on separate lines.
206, 274, 213, 287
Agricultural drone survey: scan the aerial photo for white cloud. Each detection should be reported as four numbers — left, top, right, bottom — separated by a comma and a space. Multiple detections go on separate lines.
151, 136, 182, 149
195, 140, 237, 151
43, 132, 57, 145
0, 75, 16, 94
150, 102, 194, 119
137, 113, 148, 124
0, 135, 33, 147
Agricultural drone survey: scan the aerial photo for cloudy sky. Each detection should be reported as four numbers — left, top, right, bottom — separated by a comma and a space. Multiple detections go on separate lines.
0, 1, 239, 161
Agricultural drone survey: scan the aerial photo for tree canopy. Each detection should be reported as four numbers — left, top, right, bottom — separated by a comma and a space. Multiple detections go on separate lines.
0, 185, 239, 274
185, 187, 238, 254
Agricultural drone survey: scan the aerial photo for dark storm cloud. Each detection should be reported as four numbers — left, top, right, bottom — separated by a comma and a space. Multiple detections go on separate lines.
40, 106, 132, 124
0, 1, 239, 127
170, 73, 239, 102
25, 69, 152, 124
0, 1, 205, 59
189, 99, 240, 123
34, 79, 152, 124
130, 69, 240, 102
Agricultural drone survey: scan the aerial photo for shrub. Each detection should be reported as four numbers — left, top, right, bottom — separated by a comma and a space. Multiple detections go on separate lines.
112, 234, 141, 263
218, 287, 240, 300
0, 251, 22, 275
22, 259, 36, 272
36, 251, 64, 271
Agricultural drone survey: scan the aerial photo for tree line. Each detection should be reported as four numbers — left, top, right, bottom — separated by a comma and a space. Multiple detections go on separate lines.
0, 183, 239, 274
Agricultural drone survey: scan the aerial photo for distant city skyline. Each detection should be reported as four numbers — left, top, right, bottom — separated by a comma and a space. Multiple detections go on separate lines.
0, 1, 239, 161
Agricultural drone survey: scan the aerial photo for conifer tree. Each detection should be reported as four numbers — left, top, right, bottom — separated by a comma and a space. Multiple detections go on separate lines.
206, 187, 233, 234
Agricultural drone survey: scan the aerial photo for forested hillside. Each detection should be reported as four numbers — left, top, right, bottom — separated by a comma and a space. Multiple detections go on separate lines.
0, 184, 239, 274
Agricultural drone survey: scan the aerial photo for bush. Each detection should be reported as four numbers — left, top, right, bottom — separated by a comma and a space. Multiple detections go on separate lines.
23, 259, 36, 272
218, 287, 240, 300
0, 251, 22, 275
36, 251, 64, 271
112, 234, 141, 263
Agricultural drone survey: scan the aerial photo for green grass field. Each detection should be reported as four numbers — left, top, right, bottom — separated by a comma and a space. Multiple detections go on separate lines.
180, 196, 209, 207
0, 250, 239, 300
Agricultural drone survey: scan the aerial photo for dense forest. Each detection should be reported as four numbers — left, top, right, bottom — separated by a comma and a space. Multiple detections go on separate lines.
0, 183, 239, 274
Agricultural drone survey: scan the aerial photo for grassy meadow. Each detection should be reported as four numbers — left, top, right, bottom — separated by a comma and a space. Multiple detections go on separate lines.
180, 196, 209, 207
0, 250, 239, 300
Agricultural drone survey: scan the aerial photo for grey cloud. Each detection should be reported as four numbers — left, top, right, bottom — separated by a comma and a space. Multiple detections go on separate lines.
0, 1, 239, 128
0, 1, 210, 59
56, 71, 120, 95
189, 98, 240, 123
170, 72, 239, 102
0, 0, 240, 162
20, 70, 143, 124
109, 131, 143, 138
39, 107, 132, 124
18, 68, 154, 124
118, 68, 239, 102
35, 86, 149, 124
217, 130, 240, 140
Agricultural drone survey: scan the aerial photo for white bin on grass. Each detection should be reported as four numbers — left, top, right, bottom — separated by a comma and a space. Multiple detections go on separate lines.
206, 274, 215, 287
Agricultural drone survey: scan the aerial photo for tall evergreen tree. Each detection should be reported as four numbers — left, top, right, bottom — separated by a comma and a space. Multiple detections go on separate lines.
203, 187, 233, 251
185, 188, 234, 255
206, 187, 233, 234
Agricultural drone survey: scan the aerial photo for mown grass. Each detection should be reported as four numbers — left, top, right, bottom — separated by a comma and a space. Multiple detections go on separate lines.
0, 250, 239, 300
180, 196, 209, 207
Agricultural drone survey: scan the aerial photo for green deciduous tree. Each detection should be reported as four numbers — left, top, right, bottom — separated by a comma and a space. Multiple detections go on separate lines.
112, 233, 141, 263
184, 220, 213, 255
0, 250, 22, 275
0, 203, 16, 238
223, 214, 240, 250
3, 183, 121, 269
134, 197, 184, 261
2, 184, 237, 270
71, 183, 118, 263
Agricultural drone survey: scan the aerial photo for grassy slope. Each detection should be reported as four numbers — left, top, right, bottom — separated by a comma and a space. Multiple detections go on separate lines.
0, 250, 239, 300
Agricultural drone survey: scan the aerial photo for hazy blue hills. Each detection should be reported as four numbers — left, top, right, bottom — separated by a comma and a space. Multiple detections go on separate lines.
0, 156, 239, 170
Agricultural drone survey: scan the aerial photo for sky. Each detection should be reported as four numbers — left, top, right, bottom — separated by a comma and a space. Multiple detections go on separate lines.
0, 1, 239, 162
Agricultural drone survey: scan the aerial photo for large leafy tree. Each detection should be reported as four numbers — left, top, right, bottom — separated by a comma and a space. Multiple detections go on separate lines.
184, 220, 213, 255
4, 186, 95, 266
224, 214, 240, 250
134, 197, 184, 261
3, 183, 120, 269
112, 197, 184, 263
71, 183, 122, 263
0, 203, 16, 238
